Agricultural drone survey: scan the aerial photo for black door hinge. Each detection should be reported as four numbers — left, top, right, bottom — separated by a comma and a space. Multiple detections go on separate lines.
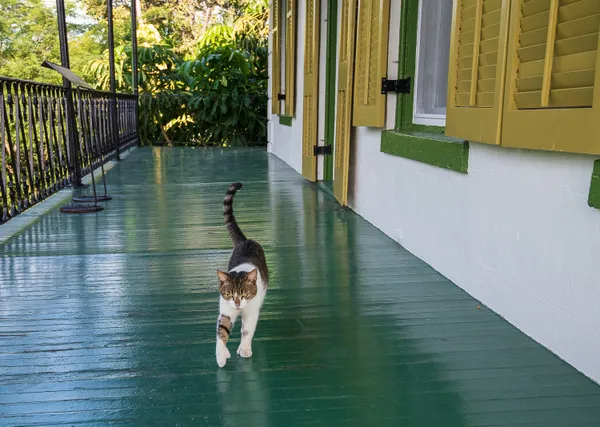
381, 77, 411, 94
277, 93, 286, 100
314, 145, 332, 156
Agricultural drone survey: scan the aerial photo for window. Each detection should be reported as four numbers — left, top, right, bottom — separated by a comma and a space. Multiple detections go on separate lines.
379, 0, 469, 174
270, 0, 296, 116
445, 0, 600, 154
500, 0, 600, 154
391, 0, 456, 134
445, 0, 510, 146
381, 0, 600, 186
413, 0, 452, 127
351, 0, 391, 127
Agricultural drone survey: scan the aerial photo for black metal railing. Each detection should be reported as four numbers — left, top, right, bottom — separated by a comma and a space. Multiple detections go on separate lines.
0, 76, 138, 223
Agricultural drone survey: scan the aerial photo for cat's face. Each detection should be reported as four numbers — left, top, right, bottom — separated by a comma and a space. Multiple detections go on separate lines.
217, 269, 258, 310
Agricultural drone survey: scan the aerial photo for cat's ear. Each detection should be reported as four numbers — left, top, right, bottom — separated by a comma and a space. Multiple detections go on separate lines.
244, 269, 258, 285
217, 270, 230, 285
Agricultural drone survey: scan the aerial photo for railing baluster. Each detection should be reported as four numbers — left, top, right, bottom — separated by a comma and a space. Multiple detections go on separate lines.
75, 90, 87, 174
105, 99, 109, 154
40, 87, 56, 192
47, 89, 59, 189
36, 87, 47, 197
55, 89, 68, 187
25, 87, 36, 202
29, 86, 47, 200
13, 84, 26, 209
85, 96, 96, 169
16, 84, 33, 205
0, 82, 8, 221
57, 96, 69, 179
4, 88, 18, 216
102, 99, 108, 156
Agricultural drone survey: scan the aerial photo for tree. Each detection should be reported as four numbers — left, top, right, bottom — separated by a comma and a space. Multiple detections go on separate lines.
0, 0, 105, 83
1, 0, 269, 146
0, 0, 62, 82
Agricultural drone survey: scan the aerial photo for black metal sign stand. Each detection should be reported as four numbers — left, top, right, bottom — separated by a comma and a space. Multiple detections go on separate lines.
54, 0, 102, 214
51, 0, 138, 214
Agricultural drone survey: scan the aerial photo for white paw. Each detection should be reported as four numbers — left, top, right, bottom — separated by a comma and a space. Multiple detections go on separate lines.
216, 341, 231, 368
237, 345, 252, 358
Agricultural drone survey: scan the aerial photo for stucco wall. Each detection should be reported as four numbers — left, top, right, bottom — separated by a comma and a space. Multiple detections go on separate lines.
268, 0, 600, 383
267, 0, 304, 173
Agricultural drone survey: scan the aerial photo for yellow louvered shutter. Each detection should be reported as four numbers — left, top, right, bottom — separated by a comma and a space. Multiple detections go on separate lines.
271, 0, 281, 115
301, 0, 320, 181
285, 0, 297, 116
501, 0, 600, 154
351, 0, 390, 127
446, 0, 511, 145
334, 0, 358, 205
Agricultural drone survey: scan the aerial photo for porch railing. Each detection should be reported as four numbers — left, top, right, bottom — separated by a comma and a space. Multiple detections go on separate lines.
0, 76, 138, 223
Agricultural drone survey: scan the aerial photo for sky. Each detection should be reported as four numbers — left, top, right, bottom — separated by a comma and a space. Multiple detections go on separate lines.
43, 0, 97, 25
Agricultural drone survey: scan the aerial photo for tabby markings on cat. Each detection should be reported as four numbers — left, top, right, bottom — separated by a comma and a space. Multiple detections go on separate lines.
216, 182, 269, 368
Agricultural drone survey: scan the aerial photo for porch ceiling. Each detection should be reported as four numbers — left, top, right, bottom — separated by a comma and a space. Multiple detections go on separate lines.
1, 147, 599, 426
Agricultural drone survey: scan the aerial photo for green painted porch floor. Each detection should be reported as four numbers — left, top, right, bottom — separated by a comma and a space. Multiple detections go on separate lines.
1, 148, 600, 427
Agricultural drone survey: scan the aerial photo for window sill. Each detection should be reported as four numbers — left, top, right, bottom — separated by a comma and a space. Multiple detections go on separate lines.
588, 160, 600, 209
279, 115, 292, 127
381, 130, 469, 173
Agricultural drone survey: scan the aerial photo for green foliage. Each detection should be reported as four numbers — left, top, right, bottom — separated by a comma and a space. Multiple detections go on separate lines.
115, 42, 267, 146
0, 0, 62, 82
0, 0, 106, 83
182, 44, 267, 145
1, 0, 269, 146
84, 0, 268, 146
196, 25, 235, 49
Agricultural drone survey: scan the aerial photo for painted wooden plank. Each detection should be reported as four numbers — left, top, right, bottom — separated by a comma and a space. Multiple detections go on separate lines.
1, 147, 600, 425
445, 0, 510, 145
301, 0, 320, 181
271, 0, 281, 115
333, 0, 357, 205
285, 0, 296, 116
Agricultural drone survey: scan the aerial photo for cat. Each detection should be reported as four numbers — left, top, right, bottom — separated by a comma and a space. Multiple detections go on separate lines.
216, 182, 269, 368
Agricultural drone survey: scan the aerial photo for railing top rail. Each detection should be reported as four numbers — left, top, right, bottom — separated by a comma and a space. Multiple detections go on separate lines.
76, 86, 138, 99
0, 76, 65, 90
0, 76, 138, 100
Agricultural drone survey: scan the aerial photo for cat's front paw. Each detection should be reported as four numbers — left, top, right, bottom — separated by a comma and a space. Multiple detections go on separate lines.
237, 345, 252, 358
216, 341, 231, 367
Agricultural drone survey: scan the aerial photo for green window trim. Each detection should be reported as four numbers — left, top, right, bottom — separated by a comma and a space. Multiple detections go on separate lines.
323, 0, 338, 182
381, 131, 468, 173
395, 0, 444, 135
381, 0, 468, 173
588, 160, 600, 209
279, 115, 292, 127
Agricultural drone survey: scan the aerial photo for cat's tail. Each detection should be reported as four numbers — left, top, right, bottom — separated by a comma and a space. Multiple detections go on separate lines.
223, 182, 247, 246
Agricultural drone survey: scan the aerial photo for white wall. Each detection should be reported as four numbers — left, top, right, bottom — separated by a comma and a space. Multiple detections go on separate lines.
269, 0, 600, 383
268, 0, 306, 174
